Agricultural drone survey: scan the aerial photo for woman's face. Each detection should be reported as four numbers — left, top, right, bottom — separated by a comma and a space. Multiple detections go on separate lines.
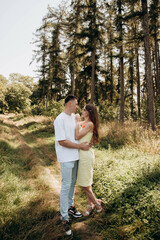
81, 106, 89, 118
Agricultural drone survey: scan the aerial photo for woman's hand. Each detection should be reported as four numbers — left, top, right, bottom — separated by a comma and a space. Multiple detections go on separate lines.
75, 121, 93, 140
75, 113, 81, 122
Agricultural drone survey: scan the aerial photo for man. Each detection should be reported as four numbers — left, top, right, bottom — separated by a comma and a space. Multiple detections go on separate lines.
54, 95, 90, 236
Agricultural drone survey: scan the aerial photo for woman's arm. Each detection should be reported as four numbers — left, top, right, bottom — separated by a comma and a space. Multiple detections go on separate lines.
75, 122, 93, 140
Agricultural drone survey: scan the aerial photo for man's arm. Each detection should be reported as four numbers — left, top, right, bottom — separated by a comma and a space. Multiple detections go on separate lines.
59, 140, 90, 151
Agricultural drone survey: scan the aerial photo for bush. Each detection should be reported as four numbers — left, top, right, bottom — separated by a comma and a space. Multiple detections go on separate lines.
31, 100, 64, 118
31, 105, 44, 115
98, 100, 131, 121
5, 83, 32, 113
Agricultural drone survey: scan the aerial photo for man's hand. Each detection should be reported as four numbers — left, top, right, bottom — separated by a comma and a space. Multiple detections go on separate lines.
79, 142, 91, 151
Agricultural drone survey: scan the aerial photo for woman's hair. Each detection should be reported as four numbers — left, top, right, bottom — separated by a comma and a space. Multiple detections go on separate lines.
85, 104, 99, 143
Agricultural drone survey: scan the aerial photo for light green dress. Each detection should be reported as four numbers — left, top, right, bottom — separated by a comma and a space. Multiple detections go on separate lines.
77, 131, 95, 187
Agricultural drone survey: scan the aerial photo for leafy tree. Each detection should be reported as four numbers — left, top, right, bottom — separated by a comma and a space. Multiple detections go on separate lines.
72, 0, 104, 104
66, 0, 82, 95
5, 83, 32, 113
47, 5, 68, 102
31, 18, 49, 108
0, 75, 8, 112
9, 73, 34, 90
104, 3, 116, 104
30, 0, 160, 129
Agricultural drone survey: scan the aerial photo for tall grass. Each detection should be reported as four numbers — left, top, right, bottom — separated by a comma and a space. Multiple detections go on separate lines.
99, 120, 160, 154
93, 120, 160, 239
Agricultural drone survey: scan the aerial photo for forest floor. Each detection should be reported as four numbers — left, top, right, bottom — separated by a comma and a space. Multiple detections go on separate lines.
0, 114, 103, 240
0, 114, 160, 240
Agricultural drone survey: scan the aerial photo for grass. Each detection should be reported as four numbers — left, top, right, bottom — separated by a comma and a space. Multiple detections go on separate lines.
0, 115, 62, 240
0, 115, 160, 239
92, 121, 160, 239
93, 147, 160, 239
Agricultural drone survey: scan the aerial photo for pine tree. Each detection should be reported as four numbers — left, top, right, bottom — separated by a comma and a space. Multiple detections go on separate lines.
141, 0, 155, 130
37, 20, 49, 108
116, 0, 125, 122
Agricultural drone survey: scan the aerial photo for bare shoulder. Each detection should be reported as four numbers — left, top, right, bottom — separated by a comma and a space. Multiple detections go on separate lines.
86, 121, 94, 129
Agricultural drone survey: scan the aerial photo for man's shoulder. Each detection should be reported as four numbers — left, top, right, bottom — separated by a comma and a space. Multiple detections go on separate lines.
56, 112, 64, 119
54, 112, 64, 124
54, 112, 75, 124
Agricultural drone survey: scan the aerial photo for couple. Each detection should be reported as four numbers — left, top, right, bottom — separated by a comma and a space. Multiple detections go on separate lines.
54, 95, 104, 236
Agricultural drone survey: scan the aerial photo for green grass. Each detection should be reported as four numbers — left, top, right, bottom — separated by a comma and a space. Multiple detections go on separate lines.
91, 124, 160, 240
0, 116, 160, 239
0, 117, 61, 240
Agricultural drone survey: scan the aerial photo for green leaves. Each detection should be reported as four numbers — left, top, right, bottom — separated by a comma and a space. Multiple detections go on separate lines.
5, 82, 32, 113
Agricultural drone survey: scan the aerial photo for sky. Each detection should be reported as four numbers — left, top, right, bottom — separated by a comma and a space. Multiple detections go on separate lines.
0, 0, 63, 80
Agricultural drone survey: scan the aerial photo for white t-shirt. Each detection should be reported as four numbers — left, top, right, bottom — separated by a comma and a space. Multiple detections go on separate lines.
54, 112, 79, 162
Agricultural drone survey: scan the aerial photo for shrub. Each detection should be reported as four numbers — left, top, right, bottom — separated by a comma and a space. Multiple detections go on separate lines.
5, 83, 32, 113
98, 100, 131, 121
31, 100, 64, 118
43, 100, 64, 118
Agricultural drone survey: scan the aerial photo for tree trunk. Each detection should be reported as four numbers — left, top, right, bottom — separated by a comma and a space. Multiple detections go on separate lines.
154, 34, 160, 100
91, 46, 96, 103
110, 49, 113, 103
118, 0, 124, 123
71, 0, 81, 95
129, 48, 134, 117
71, 67, 75, 95
136, 47, 141, 118
141, 0, 155, 130
120, 47, 124, 123
91, 0, 97, 104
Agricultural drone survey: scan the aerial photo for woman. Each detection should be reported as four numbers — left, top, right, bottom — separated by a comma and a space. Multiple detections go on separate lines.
75, 104, 104, 216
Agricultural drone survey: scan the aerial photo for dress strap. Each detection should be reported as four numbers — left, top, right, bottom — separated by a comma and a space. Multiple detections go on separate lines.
81, 122, 86, 128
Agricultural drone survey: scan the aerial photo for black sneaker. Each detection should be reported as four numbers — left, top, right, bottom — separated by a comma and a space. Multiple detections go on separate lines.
62, 220, 72, 236
68, 206, 82, 218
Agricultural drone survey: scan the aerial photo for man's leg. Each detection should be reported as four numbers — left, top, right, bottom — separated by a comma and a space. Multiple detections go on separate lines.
60, 161, 74, 221
68, 160, 78, 208
68, 160, 82, 218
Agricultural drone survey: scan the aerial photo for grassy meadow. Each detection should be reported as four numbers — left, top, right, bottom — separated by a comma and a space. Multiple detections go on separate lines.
0, 114, 159, 240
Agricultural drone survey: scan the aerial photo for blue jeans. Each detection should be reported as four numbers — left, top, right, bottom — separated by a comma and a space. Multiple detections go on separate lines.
60, 160, 78, 221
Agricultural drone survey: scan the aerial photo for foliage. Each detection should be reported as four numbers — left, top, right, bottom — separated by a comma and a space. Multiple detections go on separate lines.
31, 99, 64, 118
0, 80, 8, 113
0, 75, 8, 112
28, 0, 160, 128
9, 73, 34, 90
5, 83, 32, 113
43, 100, 64, 118
98, 100, 132, 121
99, 100, 120, 121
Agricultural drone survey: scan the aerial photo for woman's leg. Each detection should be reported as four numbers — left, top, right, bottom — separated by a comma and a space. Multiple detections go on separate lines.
82, 186, 97, 205
82, 186, 102, 212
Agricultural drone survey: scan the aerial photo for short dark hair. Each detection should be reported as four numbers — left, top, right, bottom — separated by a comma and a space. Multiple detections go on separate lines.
65, 95, 77, 104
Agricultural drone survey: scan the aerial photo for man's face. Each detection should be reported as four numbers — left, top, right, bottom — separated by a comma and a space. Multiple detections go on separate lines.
70, 99, 78, 113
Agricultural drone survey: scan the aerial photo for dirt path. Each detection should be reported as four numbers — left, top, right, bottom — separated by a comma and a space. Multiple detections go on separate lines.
0, 114, 103, 240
